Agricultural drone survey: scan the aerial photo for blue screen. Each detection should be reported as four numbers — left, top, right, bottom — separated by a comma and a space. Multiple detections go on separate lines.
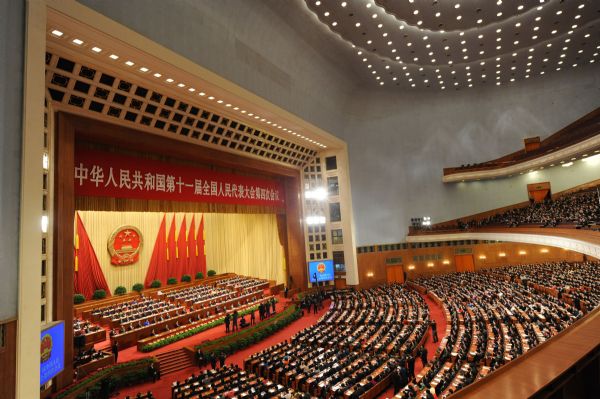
40, 321, 65, 386
308, 259, 335, 283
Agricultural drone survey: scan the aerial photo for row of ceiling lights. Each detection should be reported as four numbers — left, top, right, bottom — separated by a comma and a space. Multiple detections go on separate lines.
49, 28, 327, 148
456, 150, 600, 182
312, 1, 597, 89
405, 247, 552, 269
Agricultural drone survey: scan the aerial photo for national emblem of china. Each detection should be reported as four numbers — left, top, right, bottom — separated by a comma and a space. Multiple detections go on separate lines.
317, 262, 326, 273
108, 226, 143, 265
40, 334, 52, 363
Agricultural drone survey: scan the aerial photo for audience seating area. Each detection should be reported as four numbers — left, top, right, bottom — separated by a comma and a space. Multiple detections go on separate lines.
245, 285, 429, 398
77, 276, 269, 350
171, 365, 301, 399
396, 262, 595, 398
413, 185, 600, 232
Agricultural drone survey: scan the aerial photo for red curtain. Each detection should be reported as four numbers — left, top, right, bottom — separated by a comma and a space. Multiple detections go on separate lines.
144, 215, 168, 287
74, 213, 111, 299
187, 216, 197, 276
197, 215, 207, 275
176, 216, 187, 278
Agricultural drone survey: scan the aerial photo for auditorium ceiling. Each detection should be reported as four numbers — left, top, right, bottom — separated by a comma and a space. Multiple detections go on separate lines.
290, 0, 600, 90
45, 8, 345, 172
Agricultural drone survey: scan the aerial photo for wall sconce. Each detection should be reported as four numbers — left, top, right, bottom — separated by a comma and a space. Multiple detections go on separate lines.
540, 248, 549, 253
427, 262, 434, 267
478, 254, 487, 260
366, 272, 374, 277
408, 265, 415, 270
442, 260, 450, 265
518, 250, 527, 255
498, 252, 506, 257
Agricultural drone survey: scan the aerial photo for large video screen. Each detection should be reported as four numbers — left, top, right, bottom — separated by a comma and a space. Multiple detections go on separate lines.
308, 259, 335, 283
40, 321, 65, 386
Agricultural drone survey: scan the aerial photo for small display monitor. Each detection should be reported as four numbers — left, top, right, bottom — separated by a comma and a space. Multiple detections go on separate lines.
40, 321, 65, 386
308, 259, 335, 283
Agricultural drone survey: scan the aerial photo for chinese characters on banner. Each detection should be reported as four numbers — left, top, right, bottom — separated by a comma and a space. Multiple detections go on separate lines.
74, 149, 285, 207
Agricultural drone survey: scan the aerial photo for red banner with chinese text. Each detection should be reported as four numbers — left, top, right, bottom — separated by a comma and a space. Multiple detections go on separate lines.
74, 149, 285, 207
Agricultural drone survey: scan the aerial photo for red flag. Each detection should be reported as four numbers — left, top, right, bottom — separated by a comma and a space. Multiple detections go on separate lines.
74, 213, 111, 299
144, 214, 168, 287
166, 215, 177, 279
176, 216, 187, 278
197, 215, 207, 275
187, 216, 197, 276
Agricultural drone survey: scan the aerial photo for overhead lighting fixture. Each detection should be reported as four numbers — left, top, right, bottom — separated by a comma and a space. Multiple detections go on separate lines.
125, 60, 135, 66
306, 215, 326, 225
51, 29, 64, 37
109, 54, 119, 60
72, 38, 84, 45
561, 162, 574, 167
91, 46, 102, 53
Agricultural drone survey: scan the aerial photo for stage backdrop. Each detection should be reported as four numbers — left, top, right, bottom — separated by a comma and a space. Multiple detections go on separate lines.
77, 211, 286, 293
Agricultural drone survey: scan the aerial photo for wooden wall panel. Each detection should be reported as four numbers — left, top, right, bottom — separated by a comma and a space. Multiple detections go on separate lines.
357, 241, 584, 285
0, 320, 17, 399
53, 113, 75, 389
284, 177, 308, 291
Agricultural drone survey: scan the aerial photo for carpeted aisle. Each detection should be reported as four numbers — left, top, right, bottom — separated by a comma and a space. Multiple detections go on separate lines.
378, 292, 447, 399
116, 296, 329, 398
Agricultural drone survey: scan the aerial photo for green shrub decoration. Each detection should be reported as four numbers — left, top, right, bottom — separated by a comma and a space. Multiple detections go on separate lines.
195, 272, 204, 280
74, 294, 85, 305
167, 277, 178, 285
150, 280, 161, 288
92, 289, 107, 300
132, 283, 144, 293
114, 286, 127, 296
207, 269, 217, 277
193, 304, 300, 358
54, 358, 157, 399
139, 300, 278, 352
181, 274, 192, 283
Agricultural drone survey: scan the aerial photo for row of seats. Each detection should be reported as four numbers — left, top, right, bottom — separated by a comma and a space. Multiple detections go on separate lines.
396, 268, 589, 398
245, 285, 429, 398
485, 261, 600, 311
170, 365, 302, 399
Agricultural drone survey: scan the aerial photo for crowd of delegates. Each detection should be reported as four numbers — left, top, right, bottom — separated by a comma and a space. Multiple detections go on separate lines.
395, 269, 591, 399
486, 261, 600, 312
171, 365, 306, 399
73, 347, 111, 369
299, 291, 326, 315
73, 318, 104, 336
217, 276, 270, 292
459, 188, 600, 229
245, 285, 430, 398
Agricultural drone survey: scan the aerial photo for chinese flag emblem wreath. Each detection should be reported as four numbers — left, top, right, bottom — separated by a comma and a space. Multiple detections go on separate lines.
108, 225, 143, 265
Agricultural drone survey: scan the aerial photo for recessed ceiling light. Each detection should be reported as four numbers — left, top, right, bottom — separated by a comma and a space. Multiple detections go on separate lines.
355, 22, 360, 27
153, 73, 162, 78
199, 92, 206, 96
177, 83, 185, 87
109, 54, 119, 60
332, 22, 337, 26
91, 46, 102, 53
217, 100, 224, 104
166, 78, 174, 83
188, 87, 195, 92
341, 2, 347, 7
139, 67, 149, 72
435, 12, 441, 17
72, 38, 84, 45
51, 29, 64, 37
125, 60, 134, 66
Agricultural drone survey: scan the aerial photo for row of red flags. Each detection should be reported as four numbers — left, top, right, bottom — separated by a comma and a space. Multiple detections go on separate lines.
144, 214, 207, 287
74, 213, 207, 299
